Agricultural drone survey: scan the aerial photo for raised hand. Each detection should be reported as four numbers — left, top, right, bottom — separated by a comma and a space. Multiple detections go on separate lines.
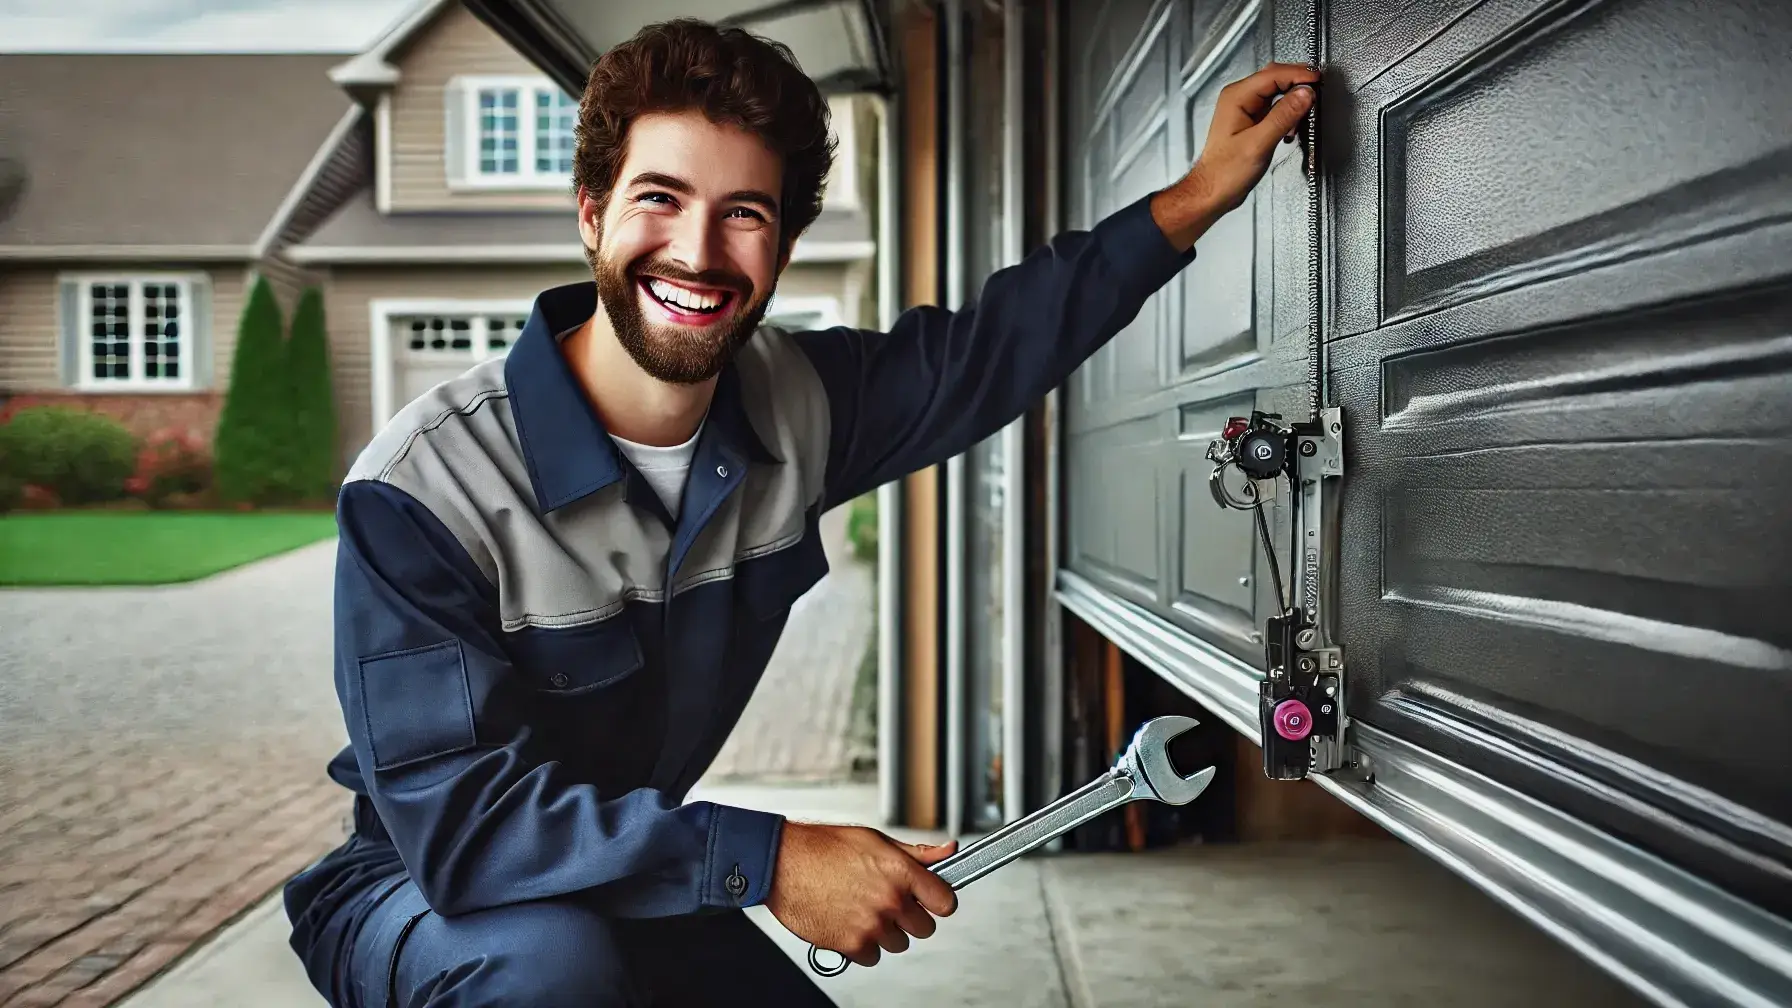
1151, 61, 1321, 250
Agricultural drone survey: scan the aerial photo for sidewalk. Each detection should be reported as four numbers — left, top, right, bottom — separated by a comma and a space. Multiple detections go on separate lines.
117, 781, 1647, 1008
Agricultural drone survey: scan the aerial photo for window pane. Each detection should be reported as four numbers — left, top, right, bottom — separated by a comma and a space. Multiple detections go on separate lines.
478, 88, 521, 175
485, 315, 526, 354
143, 283, 181, 380
89, 283, 131, 381
535, 90, 577, 175
400, 316, 483, 356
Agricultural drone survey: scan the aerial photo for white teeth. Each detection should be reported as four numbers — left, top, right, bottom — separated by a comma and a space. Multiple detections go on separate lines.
648, 278, 722, 312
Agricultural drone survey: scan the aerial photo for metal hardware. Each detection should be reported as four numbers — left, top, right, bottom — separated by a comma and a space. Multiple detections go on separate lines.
806, 715, 1218, 976
1207, 405, 1348, 780
1199, 3, 1349, 782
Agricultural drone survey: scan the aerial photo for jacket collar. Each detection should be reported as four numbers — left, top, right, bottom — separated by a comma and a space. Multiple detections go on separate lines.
506, 281, 778, 515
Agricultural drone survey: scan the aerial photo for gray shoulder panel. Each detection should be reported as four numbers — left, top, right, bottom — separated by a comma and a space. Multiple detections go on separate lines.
344, 357, 519, 590
345, 326, 838, 625
735, 323, 833, 505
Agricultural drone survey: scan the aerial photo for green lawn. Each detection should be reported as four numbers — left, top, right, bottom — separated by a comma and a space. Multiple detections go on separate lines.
0, 511, 339, 586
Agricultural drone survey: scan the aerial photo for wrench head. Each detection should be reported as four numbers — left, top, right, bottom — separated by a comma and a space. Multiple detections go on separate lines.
1122, 715, 1217, 805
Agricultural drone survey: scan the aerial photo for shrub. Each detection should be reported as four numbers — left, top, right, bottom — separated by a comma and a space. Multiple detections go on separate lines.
846, 492, 878, 563
0, 406, 137, 504
286, 286, 338, 502
126, 427, 212, 508
213, 276, 291, 505
0, 472, 21, 513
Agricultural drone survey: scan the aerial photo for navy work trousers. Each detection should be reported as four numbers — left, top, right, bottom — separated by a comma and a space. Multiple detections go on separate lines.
342, 879, 840, 1007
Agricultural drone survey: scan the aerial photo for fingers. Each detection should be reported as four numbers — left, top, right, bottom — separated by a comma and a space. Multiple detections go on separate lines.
1245, 85, 1314, 146
847, 941, 881, 968
875, 918, 911, 955
1225, 61, 1321, 106
909, 864, 959, 919
1213, 61, 1320, 134
893, 891, 940, 941
897, 839, 959, 866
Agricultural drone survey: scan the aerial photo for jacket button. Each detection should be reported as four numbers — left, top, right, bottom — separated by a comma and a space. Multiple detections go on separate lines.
724, 864, 747, 899
551, 672, 569, 688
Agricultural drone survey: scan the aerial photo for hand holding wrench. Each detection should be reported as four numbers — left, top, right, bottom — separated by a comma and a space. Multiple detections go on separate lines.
806, 715, 1216, 976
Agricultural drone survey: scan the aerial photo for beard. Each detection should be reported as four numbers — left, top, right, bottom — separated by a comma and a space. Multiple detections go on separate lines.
589, 240, 774, 385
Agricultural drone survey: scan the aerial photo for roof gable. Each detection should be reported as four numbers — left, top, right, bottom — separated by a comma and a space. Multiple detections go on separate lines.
328, 0, 456, 89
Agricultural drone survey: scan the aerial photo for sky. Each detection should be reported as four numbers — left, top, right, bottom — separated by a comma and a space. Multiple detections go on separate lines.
0, 0, 417, 52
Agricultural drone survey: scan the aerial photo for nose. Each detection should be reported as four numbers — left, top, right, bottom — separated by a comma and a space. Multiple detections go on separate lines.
664, 207, 723, 275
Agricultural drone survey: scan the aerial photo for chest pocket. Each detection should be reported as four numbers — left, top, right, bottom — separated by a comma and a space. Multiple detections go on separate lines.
733, 523, 830, 624
504, 613, 645, 695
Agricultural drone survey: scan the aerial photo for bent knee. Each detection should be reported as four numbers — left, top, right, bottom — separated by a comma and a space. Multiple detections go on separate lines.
397, 898, 635, 1006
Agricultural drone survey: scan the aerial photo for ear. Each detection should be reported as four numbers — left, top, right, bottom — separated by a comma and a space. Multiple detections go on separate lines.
576, 186, 604, 246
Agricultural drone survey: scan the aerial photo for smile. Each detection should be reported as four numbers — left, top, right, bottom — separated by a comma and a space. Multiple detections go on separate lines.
638, 276, 735, 323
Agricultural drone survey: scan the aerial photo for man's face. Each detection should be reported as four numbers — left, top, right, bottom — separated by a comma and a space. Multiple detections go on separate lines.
579, 110, 788, 385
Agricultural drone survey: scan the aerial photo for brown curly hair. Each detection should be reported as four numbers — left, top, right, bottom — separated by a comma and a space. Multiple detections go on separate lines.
573, 19, 836, 257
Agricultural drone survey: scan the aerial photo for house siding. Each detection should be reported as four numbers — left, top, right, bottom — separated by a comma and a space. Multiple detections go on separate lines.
0, 267, 63, 390
385, 4, 576, 212
255, 256, 321, 317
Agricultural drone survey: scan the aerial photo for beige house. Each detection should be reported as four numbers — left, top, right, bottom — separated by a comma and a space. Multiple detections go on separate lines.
0, 0, 878, 468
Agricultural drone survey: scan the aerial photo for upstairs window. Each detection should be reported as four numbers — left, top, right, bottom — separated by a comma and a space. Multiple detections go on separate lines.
446, 75, 578, 190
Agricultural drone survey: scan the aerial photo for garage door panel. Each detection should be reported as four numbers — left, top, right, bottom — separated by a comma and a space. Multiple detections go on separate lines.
1177, 24, 1260, 377
1326, 0, 1792, 914
1326, 0, 1480, 84
1168, 394, 1262, 655
1365, 277, 1792, 804
1110, 125, 1176, 396
1066, 417, 1164, 608
1109, 9, 1173, 158
1378, 0, 1792, 322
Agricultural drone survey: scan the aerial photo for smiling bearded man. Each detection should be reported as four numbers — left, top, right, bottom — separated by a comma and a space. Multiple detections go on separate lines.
282, 15, 1315, 1008
586, 182, 773, 385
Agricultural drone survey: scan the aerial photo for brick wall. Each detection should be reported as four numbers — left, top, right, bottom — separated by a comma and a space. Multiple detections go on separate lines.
0, 392, 224, 441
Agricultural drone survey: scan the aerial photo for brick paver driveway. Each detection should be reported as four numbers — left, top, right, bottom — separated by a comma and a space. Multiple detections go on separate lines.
0, 508, 870, 1007
0, 540, 348, 1008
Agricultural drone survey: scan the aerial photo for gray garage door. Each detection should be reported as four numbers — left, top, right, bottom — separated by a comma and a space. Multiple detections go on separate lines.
1061, 0, 1791, 925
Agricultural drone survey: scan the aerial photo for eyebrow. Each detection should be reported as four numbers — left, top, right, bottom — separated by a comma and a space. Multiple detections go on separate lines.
625, 171, 779, 215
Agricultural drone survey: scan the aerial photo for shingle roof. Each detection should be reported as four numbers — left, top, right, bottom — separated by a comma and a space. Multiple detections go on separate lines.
0, 54, 353, 252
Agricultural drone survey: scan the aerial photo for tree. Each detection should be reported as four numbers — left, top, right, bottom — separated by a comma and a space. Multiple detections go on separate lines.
212, 275, 290, 504
286, 285, 338, 502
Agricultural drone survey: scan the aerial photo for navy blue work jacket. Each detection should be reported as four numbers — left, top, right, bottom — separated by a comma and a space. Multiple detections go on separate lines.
286, 194, 1195, 951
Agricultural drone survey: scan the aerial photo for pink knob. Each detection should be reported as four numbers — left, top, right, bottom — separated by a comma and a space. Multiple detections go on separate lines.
1273, 698, 1312, 741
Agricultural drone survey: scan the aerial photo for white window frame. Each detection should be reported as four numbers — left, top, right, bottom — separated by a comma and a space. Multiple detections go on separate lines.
370, 298, 533, 427
63, 272, 200, 392
449, 74, 577, 191
764, 294, 845, 332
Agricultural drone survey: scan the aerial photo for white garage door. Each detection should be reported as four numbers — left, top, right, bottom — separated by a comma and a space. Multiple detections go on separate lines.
388, 309, 529, 418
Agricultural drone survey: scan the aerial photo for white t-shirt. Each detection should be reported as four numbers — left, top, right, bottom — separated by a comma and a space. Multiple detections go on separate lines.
610, 421, 702, 518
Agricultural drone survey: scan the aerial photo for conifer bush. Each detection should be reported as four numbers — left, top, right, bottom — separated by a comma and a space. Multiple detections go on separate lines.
212, 276, 290, 504
285, 286, 338, 502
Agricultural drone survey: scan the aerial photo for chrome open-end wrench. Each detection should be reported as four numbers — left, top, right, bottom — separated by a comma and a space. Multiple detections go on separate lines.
806, 715, 1217, 976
